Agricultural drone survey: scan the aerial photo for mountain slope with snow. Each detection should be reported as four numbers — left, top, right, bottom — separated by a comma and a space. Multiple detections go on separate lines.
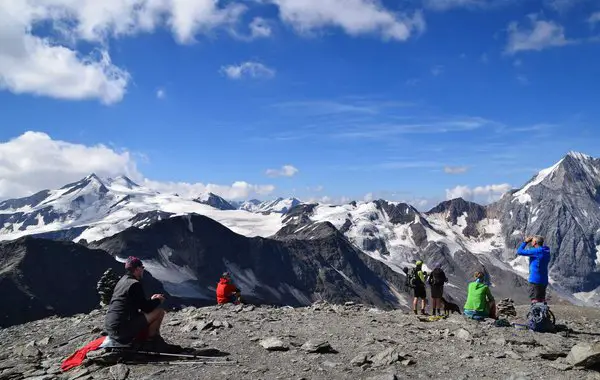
0, 174, 282, 242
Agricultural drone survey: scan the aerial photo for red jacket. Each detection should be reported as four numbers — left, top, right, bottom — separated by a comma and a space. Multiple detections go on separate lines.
216, 278, 238, 304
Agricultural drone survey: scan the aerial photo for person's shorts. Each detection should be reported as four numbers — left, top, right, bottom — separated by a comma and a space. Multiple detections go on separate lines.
528, 283, 547, 301
464, 309, 488, 320
430, 285, 444, 299
112, 314, 149, 344
413, 286, 426, 299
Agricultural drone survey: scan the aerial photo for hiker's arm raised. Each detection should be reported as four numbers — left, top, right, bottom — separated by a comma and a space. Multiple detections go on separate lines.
130, 282, 160, 312
516, 242, 544, 257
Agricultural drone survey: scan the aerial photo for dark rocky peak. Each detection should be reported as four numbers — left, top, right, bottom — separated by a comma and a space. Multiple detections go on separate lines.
193, 192, 236, 210
281, 203, 318, 225
426, 197, 487, 225
128, 210, 174, 227
0, 189, 51, 211
373, 200, 424, 225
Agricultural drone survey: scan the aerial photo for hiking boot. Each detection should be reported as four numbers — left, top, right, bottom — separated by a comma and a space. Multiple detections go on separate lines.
420, 309, 428, 315
413, 309, 418, 315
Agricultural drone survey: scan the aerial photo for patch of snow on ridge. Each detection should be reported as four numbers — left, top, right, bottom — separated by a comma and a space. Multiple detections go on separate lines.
513, 158, 564, 203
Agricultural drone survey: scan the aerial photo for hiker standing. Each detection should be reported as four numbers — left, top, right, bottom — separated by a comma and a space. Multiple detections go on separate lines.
216, 272, 241, 305
463, 271, 497, 320
428, 264, 448, 316
516, 235, 550, 303
104, 256, 167, 346
409, 261, 428, 315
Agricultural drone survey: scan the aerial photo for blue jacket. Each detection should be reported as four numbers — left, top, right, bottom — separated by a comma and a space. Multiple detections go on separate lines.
516, 242, 550, 285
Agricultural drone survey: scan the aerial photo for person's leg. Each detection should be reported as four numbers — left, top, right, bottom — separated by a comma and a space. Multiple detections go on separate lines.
488, 301, 497, 320
421, 298, 427, 314
412, 297, 418, 314
145, 308, 166, 338
528, 282, 536, 303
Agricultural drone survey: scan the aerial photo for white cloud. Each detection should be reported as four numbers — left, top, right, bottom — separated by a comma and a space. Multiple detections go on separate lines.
156, 88, 166, 99
220, 61, 276, 79
363, 192, 374, 201
143, 179, 275, 200
517, 75, 529, 85
250, 17, 272, 38
265, 165, 299, 178
544, 0, 587, 13
424, 0, 488, 11
0, 131, 275, 201
505, 15, 574, 54
0, 131, 141, 199
269, 0, 426, 41
589, 12, 600, 25
0, 0, 248, 103
446, 183, 512, 204
431, 65, 444, 76
444, 166, 468, 174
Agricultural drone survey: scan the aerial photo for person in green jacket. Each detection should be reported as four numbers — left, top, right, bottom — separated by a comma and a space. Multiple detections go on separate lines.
463, 272, 497, 320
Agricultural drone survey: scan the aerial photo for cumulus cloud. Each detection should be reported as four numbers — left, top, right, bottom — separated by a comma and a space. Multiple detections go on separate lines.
265, 165, 299, 178
156, 88, 166, 99
250, 17, 273, 38
431, 65, 444, 76
143, 179, 275, 200
220, 61, 276, 79
0, 132, 275, 201
505, 15, 574, 54
269, 0, 426, 41
424, 0, 489, 11
589, 12, 600, 25
0, 131, 141, 198
446, 183, 512, 204
444, 166, 468, 174
364, 192, 374, 201
0, 0, 247, 103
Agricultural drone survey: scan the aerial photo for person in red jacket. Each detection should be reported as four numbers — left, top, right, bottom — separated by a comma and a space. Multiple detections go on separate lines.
216, 272, 241, 305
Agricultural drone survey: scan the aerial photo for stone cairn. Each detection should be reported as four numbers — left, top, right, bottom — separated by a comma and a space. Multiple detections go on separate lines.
97, 268, 120, 306
497, 298, 517, 318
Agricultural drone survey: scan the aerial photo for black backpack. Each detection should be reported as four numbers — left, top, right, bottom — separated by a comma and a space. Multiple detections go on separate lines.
429, 268, 445, 286
527, 302, 556, 333
407, 268, 422, 288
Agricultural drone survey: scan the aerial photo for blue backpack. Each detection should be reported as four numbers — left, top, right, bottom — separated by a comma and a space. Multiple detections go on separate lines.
527, 303, 556, 333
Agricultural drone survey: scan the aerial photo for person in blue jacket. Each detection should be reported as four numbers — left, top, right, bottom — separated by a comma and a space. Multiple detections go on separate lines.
516, 235, 551, 303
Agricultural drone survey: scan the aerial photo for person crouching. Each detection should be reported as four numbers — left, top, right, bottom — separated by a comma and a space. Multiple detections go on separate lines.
104, 256, 166, 346
216, 272, 241, 305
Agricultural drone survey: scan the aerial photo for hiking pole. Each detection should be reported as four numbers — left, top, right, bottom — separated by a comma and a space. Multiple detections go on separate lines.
127, 350, 229, 360
155, 360, 236, 366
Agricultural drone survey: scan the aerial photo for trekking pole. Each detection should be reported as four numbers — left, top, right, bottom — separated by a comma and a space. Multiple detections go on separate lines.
128, 350, 229, 360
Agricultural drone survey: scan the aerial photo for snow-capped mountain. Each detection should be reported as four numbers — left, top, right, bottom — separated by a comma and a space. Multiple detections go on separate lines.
193, 192, 236, 211
0, 174, 282, 243
1, 151, 599, 307
278, 152, 600, 306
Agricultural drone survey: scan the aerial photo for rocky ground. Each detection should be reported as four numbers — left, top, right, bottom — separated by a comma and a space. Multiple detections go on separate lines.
1, 302, 600, 380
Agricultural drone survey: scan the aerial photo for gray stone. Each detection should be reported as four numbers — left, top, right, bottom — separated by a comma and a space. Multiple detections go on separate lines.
300, 340, 334, 354
259, 337, 288, 351
505, 350, 521, 360
365, 374, 398, 380
460, 353, 474, 359
35, 337, 52, 347
567, 342, 600, 368
454, 329, 472, 341
401, 359, 415, 366
166, 320, 181, 326
67, 368, 90, 380
370, 347, 404, 367
350, 353, 370, 367
109, 364, 129, 380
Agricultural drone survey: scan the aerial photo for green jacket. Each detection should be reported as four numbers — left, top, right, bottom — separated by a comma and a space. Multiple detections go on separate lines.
464, 281, 494, 312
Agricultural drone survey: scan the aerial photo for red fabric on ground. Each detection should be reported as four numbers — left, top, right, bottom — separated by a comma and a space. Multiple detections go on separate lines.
60, 336, 106, 372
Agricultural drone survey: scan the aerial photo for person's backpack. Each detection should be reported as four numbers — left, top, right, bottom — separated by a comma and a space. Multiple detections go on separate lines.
527, 302, 556, 333
407, 268, 422, 288
429, 268, 445, 286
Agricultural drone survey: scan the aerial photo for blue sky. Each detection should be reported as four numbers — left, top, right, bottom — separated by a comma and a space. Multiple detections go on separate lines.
0, 0, 599, 207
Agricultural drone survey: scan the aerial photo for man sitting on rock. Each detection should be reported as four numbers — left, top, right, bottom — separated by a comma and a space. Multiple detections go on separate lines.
516, 235, 550, 303
216, 272, 241, 305
104, 256, 167, 347
463, 271, 497, 320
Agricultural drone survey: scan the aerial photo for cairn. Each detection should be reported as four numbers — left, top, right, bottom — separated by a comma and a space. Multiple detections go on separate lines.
497, 298, 517, 318
97, 268, 120, 307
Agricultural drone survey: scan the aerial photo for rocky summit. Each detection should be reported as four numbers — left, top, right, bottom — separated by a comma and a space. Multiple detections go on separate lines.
1, 303, 600, 380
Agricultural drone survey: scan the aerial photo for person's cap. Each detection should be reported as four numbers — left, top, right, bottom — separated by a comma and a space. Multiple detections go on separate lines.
415, 260, 423, 266
125, 256, 144, 270
222, 271, 231, 278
